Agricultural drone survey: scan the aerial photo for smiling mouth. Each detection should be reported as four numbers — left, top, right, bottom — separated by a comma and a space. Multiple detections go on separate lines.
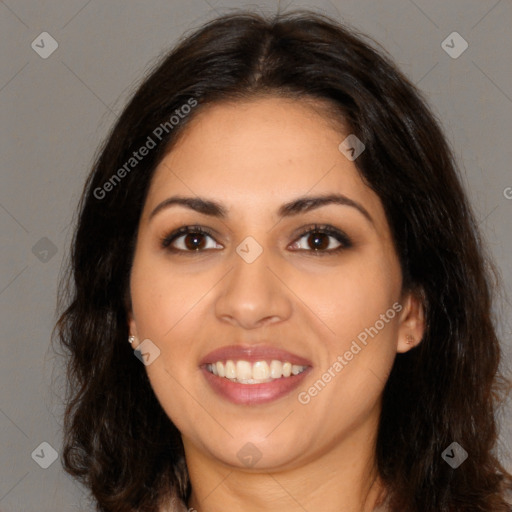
205, 359, 308, 384
200, 344, 312, 404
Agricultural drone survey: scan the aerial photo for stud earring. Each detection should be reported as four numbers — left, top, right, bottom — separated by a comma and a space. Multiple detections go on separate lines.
128, 335, 135, 344
406, 334, 415, 344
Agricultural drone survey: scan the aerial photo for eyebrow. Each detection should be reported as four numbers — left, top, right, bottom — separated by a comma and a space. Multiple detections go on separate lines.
148, 193, 374, 226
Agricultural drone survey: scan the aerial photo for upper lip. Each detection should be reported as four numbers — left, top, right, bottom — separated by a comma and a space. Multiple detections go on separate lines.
200, 344, 312, 367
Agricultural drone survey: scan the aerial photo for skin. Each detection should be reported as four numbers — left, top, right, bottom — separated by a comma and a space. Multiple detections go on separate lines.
128, 96, 425, 512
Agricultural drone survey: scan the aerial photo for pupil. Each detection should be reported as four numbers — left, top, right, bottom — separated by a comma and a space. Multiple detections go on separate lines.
310, 233, 328, 250
185, 233, 205, 250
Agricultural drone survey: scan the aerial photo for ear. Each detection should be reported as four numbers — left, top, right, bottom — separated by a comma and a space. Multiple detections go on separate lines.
127, 309, 141, 349
396, 288, 426, 353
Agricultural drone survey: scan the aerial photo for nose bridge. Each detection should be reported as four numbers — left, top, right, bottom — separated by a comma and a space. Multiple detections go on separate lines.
232, 241, 271, 292
215, 239, 292, 328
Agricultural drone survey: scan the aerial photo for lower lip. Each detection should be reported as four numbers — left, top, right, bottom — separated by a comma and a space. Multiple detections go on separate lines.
201, 366, 311, 405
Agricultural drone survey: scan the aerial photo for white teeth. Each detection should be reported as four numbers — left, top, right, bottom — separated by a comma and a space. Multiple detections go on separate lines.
291, 365, 302, 375
206, 359, 307, 383
225, 360, 236, 379
236, 360, 252, 380
270, 360, 283, 378
252, 361, 270, 380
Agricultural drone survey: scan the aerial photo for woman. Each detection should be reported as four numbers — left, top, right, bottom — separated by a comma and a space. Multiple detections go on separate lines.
55, 9, 512, 512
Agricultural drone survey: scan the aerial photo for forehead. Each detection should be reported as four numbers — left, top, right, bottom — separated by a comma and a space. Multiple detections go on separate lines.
143, 96, 386, 230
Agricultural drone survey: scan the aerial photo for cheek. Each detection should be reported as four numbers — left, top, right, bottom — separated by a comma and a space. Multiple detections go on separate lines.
301, 290, 399, 432
130, 253, 206, 340
129, 253, 213, 387
297, 248, 400, 341
297, 246, 401, 397
130, 257, 207, 427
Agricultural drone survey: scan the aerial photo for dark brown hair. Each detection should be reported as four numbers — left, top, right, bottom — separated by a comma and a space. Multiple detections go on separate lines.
54, 9, 512, 511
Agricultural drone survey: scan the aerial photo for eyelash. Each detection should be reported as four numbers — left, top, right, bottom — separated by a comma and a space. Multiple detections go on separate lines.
160, 223, 353, 257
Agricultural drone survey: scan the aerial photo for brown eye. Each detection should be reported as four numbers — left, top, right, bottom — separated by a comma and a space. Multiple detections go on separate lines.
161, 226, 222, 253
289, 224, 352, 254
182, 232, 208, 251
306, 232, 331, 251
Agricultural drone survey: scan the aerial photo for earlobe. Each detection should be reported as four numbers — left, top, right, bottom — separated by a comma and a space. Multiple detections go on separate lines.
127, 310, 139, 346
396, 288, 426, 353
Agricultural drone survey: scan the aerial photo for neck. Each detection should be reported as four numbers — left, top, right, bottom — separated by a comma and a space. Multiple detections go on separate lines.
183, 411, 387, 512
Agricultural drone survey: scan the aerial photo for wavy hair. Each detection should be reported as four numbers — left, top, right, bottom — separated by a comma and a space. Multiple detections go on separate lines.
54, 9, 512, 511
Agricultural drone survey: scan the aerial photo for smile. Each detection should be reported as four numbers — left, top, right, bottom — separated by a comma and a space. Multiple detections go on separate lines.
200, 345, 312, 405
206, 360, 308, 384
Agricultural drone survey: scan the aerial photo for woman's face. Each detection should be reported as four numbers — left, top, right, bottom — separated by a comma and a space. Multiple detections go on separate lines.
128, 96, 423, 471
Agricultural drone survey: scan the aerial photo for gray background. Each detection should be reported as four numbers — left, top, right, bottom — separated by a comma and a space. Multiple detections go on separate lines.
1, 0, 511, 510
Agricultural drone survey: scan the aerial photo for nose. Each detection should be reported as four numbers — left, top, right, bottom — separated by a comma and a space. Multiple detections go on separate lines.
214, 247, 293, 330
